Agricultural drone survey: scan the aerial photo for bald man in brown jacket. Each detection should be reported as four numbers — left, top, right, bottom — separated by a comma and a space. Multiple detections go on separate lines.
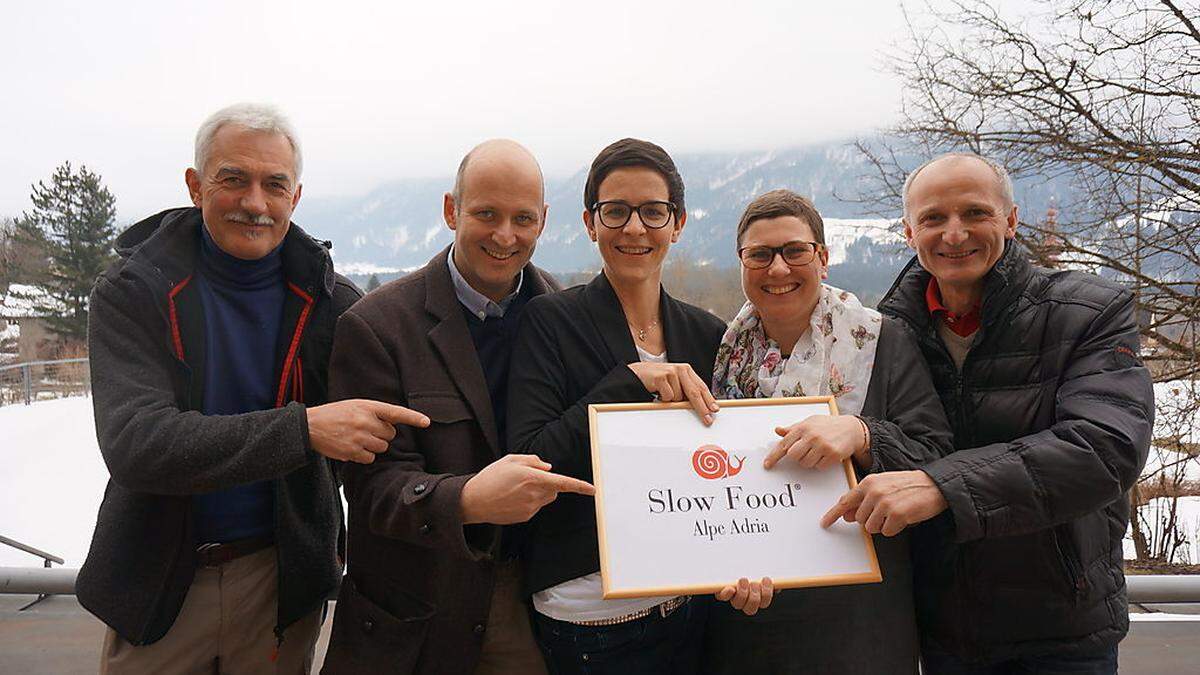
321, 140, 592, 675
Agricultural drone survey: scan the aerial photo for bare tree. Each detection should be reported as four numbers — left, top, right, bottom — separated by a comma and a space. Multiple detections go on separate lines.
859, 0, 1199, 375
858, 0, 1200, 563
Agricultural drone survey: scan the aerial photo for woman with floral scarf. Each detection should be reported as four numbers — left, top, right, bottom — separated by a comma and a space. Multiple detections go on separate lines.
702, 190, 952, 675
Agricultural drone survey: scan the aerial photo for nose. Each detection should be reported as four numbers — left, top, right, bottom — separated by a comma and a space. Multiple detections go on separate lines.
766, 251, 791, 276
240, 182, 268, 215
622, 211, 648, 236
943, 217, 969, 247
492, 219, 517, 248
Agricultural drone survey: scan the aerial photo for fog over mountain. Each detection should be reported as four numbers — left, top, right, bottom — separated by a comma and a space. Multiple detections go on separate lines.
297, 140, 1075, 298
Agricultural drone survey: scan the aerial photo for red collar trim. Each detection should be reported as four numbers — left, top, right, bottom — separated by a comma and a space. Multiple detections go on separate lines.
925, 277, 981, 338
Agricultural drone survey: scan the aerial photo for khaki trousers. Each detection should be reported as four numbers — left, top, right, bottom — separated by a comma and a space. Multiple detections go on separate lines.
474, 561, 548, 675
99, 547, 322, 675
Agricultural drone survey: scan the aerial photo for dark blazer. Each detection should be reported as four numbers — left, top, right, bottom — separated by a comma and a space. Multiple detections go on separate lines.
703, 316, 953, 675
507, 272, 727, 594
321, 247, 559, 675
79, 207, 358, 646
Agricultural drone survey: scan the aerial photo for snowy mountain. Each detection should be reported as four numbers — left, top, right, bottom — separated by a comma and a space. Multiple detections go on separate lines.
295, 140, 1074, 290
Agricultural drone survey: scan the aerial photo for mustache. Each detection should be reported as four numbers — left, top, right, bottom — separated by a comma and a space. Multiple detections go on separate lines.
225, 211, 277, 226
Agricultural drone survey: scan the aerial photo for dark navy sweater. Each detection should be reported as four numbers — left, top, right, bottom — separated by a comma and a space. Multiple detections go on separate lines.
191, 226, 285, 543
459, 282, 533, 455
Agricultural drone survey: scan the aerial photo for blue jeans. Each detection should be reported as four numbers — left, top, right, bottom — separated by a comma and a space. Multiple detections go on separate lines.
533, 598, 708, 675
921, 645, 1118, 675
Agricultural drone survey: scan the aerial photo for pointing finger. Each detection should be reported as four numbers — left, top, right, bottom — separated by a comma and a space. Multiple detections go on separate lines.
545, 473, 596, 496
821, 489, 860, 528
370, 401, 431, 428
683, 382, 714, 426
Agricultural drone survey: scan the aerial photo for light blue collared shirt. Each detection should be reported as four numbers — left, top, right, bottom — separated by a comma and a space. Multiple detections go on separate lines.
447, 244, 524, 320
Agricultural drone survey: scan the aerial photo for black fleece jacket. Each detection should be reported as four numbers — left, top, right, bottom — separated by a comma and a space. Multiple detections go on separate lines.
77, 207, 360, 645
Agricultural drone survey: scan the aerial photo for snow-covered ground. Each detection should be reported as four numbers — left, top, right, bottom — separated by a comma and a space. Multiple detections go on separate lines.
1, 390, 1198, 568
0, 396, 105, 567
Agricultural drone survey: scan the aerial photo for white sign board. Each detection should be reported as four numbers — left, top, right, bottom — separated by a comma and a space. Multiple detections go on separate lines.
589, 397, 880, 599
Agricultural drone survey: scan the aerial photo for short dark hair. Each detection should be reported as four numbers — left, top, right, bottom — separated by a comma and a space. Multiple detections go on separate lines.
735, 189, 825, 248
583, 138, 685, 215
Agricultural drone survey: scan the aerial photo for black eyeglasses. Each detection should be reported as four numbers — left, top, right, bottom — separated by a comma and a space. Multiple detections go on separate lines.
590, 201, 677, 229
737, 241, 824, 269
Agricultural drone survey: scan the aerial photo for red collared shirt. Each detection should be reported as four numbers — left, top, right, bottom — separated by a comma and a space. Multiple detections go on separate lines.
926, 277, 981, 338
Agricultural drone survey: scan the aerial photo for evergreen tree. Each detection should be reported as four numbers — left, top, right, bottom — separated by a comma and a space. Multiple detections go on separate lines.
365, 273, 381, 293
13, 162, 117, 341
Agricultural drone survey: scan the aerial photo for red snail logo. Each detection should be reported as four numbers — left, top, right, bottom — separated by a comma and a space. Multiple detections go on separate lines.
691, 445, 745, 480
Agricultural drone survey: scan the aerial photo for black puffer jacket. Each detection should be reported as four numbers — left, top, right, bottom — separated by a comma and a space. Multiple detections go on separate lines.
77, 207, 360, 645
878, 242, 1152, 663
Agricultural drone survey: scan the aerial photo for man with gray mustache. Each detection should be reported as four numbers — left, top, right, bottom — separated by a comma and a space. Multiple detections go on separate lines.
78, 102, 430, 673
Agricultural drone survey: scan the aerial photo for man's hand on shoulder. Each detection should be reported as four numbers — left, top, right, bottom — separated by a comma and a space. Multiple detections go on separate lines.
307, 399, 430, 464
460, 455, 595, 525
820, 470, 948, 537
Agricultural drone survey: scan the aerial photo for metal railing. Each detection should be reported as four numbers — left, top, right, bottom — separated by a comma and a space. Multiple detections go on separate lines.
0, 358, 90, 406
1, 567, 1198, 604
0, 535, 65, 610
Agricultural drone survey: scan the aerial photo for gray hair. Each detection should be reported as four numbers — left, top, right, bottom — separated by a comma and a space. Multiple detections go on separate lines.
193, 103, 303, 179
902, 152, 1014, 216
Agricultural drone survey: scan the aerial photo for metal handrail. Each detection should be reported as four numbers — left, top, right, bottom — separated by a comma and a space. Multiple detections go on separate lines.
0, 357, 90, 406
0, 358, 88, 374
1, 569, 1198, 604
0, 535, 66, 610
0, 535, 64, 566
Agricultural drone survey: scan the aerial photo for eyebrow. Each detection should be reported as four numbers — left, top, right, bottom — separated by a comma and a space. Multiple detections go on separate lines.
213, 167, 292, 184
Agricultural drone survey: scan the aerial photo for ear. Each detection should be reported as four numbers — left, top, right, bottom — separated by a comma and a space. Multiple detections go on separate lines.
534, 203, 549, 240
1005, 204, 1018, 239
670, 209, 688, 243
818, 246, 830, 279
184, 168, 202, 208
443, 193, 458, 231
291, 183, 303, 210
903, 218, 917, 250
583, 208, 597, 242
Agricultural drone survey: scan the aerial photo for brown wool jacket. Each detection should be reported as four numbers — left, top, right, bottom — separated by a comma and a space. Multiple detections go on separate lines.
320, 247, 558, 675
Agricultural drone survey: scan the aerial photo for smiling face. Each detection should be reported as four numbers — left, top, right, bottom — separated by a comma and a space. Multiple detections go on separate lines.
443, 142, 547, 302
184, 124, 301, 260
585, 166, 685, 288
739, 215, 828, 330
903, 156, 1018, 298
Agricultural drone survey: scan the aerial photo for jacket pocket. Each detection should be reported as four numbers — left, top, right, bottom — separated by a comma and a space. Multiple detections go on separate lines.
1050, 526, 1087, 602
409, 392, 473, 424
322, 576, 434, 675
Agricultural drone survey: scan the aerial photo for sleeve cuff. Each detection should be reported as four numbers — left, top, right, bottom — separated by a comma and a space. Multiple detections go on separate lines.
921, 459, 984, 542
425, 473, 500, 561
860, 416, 887, 475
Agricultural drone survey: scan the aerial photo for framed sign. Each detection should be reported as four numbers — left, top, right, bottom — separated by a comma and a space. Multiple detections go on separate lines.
588, 396, 880, 599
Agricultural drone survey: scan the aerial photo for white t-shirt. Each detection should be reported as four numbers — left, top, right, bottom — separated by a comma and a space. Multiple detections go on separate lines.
532, 345, 682, 622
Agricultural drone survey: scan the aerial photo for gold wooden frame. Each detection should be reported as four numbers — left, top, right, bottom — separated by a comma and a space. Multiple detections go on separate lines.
588, 395, 881, 599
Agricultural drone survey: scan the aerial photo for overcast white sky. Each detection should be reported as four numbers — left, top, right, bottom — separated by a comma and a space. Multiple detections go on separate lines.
1, 0, 910, 222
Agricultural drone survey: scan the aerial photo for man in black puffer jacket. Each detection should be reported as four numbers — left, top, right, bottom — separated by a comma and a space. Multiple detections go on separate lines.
822, 153, 1152, 673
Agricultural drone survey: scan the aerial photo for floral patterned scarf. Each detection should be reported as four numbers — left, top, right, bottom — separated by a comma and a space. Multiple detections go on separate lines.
711, 284, 881, 415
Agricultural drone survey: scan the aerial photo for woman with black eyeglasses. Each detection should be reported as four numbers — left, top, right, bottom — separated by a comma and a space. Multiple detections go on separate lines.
700, 189, 953, 674
507, 138, 725, 674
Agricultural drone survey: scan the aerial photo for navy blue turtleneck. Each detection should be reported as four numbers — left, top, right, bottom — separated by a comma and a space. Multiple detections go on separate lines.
191, 225, 285, 543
